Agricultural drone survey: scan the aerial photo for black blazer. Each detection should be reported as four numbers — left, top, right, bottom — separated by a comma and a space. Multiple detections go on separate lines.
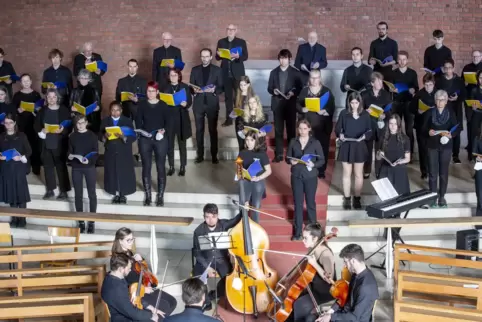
152, 45, 182, 84
267, 66, 302, 109
189, 64, 224, 108
215, 37, 248, 79
115, 74, 148, 117
294, 43, 328, 73
286, 136, 325, 179
73, 52, 105, 94
164, 307, 219, 322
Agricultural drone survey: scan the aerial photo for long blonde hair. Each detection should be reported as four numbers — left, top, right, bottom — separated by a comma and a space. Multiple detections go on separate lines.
243, 96, 265, 123
235, 76, 255, 110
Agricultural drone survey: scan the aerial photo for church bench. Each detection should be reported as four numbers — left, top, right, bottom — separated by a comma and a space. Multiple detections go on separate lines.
394, 300, 482, 321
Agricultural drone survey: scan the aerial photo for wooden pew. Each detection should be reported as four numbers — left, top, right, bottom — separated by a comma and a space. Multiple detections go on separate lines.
0, 240, 112, 269
394, 301, 482, 322
0, 293, 95, 322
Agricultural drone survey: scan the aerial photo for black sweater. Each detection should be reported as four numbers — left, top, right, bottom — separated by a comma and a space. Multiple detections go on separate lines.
389, 68, 419, 103
135, 100, 168, 133
68, 130, 99, 168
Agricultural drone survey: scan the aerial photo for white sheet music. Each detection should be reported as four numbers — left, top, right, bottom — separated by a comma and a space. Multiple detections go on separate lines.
371, 178, 399, 201
198, 232, 232, 250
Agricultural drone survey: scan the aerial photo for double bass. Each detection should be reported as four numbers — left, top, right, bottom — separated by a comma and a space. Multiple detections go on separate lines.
225, 157, 279, 317
267, 227, 348, 321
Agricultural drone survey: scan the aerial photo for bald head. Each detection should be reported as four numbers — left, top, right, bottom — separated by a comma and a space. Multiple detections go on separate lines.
162, 32, 173, 48
82, 42, 93, 58
308, 32, 318, 45
227, 24, 237, 40
473, 50, 482, 65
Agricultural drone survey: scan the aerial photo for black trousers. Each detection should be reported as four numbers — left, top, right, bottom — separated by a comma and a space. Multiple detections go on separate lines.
72, 167, 97, 213
143, 289, 177, 320
291, 291, 333, 322
272, 100, 297, 158
223, 77, 238, 121
475, 169, 482, 229
428, 148, 451, 198
364, 138, 375, 175
139, 137, 167, 186
291, 175, 318, 237
193, 259, 232, 298
394, 101, 414, 154
194, 105, 219, 159
415, 130, 428, 176
167, 129, 187, 167
42, 148, 71, 192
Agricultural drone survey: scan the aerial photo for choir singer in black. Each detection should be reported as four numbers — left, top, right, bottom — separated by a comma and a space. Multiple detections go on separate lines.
340, 47, 372, 108
41, 48, 73, 105
294, 31, 328, 84
115, 59, 148, 120
267, 49, 301, 162
70, 69, 101, 133
152, 32, 183, 88
0, 48, 17, 98
73, 42, 105, 99
216, 24, 248, 127
190, 48, 224, 164
423, 30, 452, 75
368, 21, 398, 80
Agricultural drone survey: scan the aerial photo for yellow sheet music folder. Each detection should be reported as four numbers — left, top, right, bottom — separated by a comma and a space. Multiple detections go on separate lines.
305, 98, 320, 112
418, 100, 432, 113
160, 59, 174, 67
41, 82, 56, 88
121, 92, 134, 102
464, 72, 477, 85
466, 100, 482, 109
105, 126, 122, 140
20, 101, 35, 113
44, 123, 60, 133
218, 48, 232, 60
367, 104, 384, 118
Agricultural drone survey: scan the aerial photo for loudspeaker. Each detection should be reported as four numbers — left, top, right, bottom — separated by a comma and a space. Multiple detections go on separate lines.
456, 229, 480, 260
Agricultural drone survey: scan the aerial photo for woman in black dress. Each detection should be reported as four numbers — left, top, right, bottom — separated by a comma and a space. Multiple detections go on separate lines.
236, 96, 269, 151
100, 101, 136, 205
297, 69, 335, 179
135, 82, 168, 207
12, 73, 42, 175
164, 68, 192, 177
237, 130, 272, 223
287, 119, 325, 240
422, 89, 459, 208
68, 114, 98, 234
335, 92, 372, 210
111, 227, 177, 320
0, 113, 31, 227
34, 88, 71, 200
376, 114, 411, 195
0, 86, 16, 134
234, 76, 255, 151
70, 69, 101, 133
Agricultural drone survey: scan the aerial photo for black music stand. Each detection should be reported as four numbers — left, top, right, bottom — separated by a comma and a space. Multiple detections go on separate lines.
198, 232, 233, 321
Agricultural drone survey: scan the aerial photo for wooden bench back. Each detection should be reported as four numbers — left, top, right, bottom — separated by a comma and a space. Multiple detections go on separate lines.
394, 300, 482, 321
0, 293, 95, 321
0, 264, 106, 296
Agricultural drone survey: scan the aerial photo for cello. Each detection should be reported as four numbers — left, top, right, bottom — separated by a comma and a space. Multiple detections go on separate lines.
266, 227, 342, 321
225, 157, 279, 317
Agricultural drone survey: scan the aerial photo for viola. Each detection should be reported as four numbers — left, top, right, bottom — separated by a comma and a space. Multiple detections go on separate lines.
133, 259, 159, 287
129, 270, 146, 309
266, 227, 338, 322
225, 157, 279, 317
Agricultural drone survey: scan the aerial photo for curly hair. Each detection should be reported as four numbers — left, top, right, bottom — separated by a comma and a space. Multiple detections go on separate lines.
243, 96, 265, 123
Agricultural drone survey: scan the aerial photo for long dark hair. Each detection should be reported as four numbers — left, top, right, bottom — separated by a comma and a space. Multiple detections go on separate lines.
296, 118, 312, 137
0, 86, 11, 104
3, 113, 17, 135
382, 114, 405, 152
244, 130, 264, 152
303, 222, 333, 253
112, 227, 134, 256
347, 92, 363, 114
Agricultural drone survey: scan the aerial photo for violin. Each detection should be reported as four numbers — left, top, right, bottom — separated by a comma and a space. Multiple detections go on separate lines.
225, 157, 279, 317
129, 270, 146, 309
266, 227, 338, 322
327, 269, 349, 308
133, 259, 159, 287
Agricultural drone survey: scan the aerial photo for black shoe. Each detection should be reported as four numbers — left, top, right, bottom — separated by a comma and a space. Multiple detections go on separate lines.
318, 172, 325, 179
9, 217, 18, 228
142, 177, 152, 206
272, 156, 283, 163
43, 190, 55, 200
17, 217, 26, 228
363, 173, 370, 179
202, 301, 213, 312
212, 157, 219, 164
119, 196, 127, 204
57, 192, 68, 200
291, 235, 302, 241
112, 195, 120, 204
87, 221, 95, 234
221, 119, 233, 127
194, 156, 204, 164
453, 156, 461, 164
421, 173, 427, 180
438, 197, 447, 208
178, 166, 186, 176
167, 166, 175, 176
156, 179, 165, 207
353, 196, 362, 210
342, 197, 352, 210
78, 221, 86, 234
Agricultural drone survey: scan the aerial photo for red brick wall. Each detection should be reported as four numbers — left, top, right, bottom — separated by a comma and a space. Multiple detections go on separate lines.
1, 0, 481, 106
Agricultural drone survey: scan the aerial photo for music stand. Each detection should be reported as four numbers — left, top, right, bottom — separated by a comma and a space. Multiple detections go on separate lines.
198, 231, 233, 321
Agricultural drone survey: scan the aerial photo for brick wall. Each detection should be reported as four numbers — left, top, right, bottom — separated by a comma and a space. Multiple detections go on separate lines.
1, 0, 481, 106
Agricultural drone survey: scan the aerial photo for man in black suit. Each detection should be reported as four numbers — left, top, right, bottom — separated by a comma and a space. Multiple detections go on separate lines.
190, 49, 224, 164
73, 42, 106, 99
115, 59, 148, 120
152, 32, 182, 88
164, 278, 218, 322
294, 31, 327, 84
268, 49, 302, 162
215, 24, 248, 127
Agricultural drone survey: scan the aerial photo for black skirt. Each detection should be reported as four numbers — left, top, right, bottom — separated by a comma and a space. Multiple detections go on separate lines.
337, 141, 368, 163
378, 164, 410, 195
1, 162, 30, 204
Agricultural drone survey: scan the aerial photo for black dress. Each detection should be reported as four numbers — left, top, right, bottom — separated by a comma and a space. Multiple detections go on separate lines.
99, 116, 137, 196
378, 133, 410, 195
0, 132, 31, 205
335, 110, 372, 163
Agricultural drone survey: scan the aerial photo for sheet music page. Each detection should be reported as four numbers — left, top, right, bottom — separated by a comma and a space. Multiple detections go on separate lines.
207, 231, 232, 249
371, 178, 399, 201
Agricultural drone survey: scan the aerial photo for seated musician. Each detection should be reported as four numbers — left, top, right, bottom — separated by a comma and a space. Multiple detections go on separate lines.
164, 277, 219, 322
192, 203, 242, 309
316, 244, 378, 322
101, 253, 161, 322
112, 227, 177, 319
291, 223, 335, 322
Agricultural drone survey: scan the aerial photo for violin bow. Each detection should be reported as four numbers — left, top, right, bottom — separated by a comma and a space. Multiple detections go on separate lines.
228, 197, 286, 221
154, 260, 169, 312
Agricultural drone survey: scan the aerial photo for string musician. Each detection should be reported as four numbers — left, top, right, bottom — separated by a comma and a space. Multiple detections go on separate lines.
291, 223, 335, 322
111, 227, 177, 320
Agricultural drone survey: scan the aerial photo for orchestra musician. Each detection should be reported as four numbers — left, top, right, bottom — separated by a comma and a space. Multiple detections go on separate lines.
291, 223, 335, 322
192, 203, 242, 310
111, 228, 177, 319
101, 253, 162, 322
315, 244, 378, 322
